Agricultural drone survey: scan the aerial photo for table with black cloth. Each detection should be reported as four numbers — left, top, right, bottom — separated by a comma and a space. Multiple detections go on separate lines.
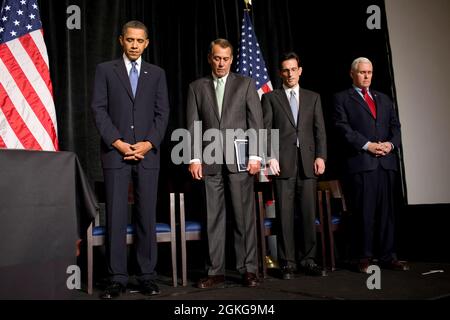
0, 149, 97, 299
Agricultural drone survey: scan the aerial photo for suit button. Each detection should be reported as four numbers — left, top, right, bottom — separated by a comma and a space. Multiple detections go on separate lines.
131, 125, 134, 129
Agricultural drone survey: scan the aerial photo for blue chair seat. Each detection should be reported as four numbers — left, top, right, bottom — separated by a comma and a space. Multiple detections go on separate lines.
264, 218, 273, 228
331, 215, 341, 225
92, 226, 106, 236
93, 223, 170, 235
185, 221, 202, 232
156, 223, 171, 233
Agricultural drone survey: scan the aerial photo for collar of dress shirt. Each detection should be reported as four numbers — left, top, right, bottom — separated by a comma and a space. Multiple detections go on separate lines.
283, 84, 300, 101
212, 72, 229, 88
123, 54, 142, 75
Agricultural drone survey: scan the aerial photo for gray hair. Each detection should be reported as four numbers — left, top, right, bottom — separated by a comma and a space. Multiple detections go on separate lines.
351, 57, 372, 71
209, 38, 234, 56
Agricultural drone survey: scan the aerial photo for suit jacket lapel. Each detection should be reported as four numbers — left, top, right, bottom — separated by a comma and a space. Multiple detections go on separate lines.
221, 73, 236, 121
134, 62, 151, 102
274, 89, 296, 127
113, 59, 134, 100
349, 88, 375, 118
298, 88, 308, 128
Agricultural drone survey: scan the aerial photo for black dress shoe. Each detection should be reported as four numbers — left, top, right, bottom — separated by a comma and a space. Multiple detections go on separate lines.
139, 280, 161, 296
100, 282, 126, 299
242, 272, 258, 287
301, 263, 327, 276
281, 266, 295, 280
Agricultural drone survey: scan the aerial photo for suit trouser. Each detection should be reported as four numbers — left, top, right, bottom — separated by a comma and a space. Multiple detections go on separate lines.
204, 170, 258, 275
273, 152, 317, 268
104, 164, 159, 285
347, 166, 396, 262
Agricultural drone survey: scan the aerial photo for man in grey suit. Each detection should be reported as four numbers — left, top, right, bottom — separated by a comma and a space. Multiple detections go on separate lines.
262, 52, 327, 279
91, 20, 169, 298
187, 38, 263, 288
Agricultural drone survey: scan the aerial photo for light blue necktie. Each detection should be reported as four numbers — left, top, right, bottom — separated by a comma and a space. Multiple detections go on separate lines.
129, 61, 138, 97
289, 89, 298, 126
290, 90, 300, 147
216, 78, 225, 118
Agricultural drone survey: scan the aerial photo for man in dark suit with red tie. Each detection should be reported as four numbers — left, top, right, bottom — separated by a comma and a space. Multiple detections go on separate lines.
91, 20, 170, 299
262, 52, 327, 279
333, 57, 409, 273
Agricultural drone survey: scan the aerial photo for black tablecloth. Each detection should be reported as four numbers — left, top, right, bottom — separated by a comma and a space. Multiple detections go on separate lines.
0, 149, 97, 299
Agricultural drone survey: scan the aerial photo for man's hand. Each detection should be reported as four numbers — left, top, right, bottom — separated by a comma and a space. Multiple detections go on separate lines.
112, 140, 152, 161
268, 159, 281, 176
378, 141, 393, 155
189, 163, 203, 180
126, 141, 152, 160
367, 142, 392, 157
314, 157, 325, 175
112, 139, 136, 160
247, 159, 261, 175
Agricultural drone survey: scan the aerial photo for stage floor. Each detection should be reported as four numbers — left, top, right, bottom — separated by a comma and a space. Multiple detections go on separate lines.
76, 261, 449, 300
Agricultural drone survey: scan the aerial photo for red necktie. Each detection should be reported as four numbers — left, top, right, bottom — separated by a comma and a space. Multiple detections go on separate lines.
361, 88, 376, 118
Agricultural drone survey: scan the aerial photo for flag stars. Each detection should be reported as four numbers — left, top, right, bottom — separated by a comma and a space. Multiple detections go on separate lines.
2, 16, 8, 22
17, 10, 24, 15
10, 30, 17, 36
13, 20, 20, 26
26, 24, 33, 30
20, 0, 27, 5
29, 14, 35, 19
5, 5, 11, 11
0, 27, 4, 33
32, 3, 38, 9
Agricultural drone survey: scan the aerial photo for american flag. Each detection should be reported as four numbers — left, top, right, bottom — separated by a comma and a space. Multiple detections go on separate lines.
0, 0, 58, 151
236, 11, 272, 98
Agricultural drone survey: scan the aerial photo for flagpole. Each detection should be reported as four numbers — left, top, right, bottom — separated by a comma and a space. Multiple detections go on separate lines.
244, 0, 251, 12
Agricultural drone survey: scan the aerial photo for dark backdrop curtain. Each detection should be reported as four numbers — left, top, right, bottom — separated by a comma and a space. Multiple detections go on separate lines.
37, 0, 395, 189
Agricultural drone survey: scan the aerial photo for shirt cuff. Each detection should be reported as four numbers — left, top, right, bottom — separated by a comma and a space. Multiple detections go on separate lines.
249, 156, 262, 162
362, 142, 370, 151
189, 159, 201, 164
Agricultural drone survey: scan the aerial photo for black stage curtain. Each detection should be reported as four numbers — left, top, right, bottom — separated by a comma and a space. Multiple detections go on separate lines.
37, 0, 395, 189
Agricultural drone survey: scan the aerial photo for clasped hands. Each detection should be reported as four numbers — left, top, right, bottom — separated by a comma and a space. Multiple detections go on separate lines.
113, 140, 152, 161
367, 141, 393, 157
